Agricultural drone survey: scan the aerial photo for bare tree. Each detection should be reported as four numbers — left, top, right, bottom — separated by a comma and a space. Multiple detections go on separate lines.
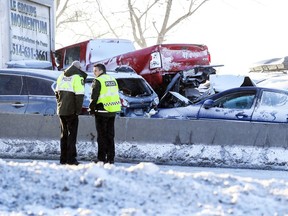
56, 0, 93, 28
55, 0, 103, 47
127, 0, 161, 48
127, 0, 210, 47
55, 0, 209, 48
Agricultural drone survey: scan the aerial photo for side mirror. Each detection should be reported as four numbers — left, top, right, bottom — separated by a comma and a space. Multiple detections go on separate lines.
203, 99, 214, 109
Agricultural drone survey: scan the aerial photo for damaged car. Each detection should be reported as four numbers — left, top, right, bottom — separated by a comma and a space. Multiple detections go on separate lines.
152, 86, 288, 123
156, 65, 223, 109
85, 69, 159, 117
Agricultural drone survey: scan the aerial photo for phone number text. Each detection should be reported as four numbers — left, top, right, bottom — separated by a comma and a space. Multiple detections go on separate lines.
11, 43, 48, 60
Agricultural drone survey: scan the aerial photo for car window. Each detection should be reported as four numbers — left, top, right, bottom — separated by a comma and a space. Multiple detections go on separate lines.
64, 46, 80, 68
259, 90, 288, 107
84, 80, 92, 102
0, 74, 23, 95
213, 91, 256, 109
117, 78, 152, 97
25, 76, 55, 96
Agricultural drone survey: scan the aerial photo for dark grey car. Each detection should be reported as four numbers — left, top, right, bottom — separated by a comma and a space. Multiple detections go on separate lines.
0, 68, 61, 115
0, 68, 159, 117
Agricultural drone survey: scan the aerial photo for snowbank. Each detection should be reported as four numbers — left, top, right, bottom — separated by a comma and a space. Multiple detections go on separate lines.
1, 139, 288, 170
0, 159, 288, 215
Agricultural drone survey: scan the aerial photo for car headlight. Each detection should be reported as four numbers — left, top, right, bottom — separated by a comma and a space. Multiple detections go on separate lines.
150, 52, 162, 69
153, 97, 159, 105
121, 98, 129, 107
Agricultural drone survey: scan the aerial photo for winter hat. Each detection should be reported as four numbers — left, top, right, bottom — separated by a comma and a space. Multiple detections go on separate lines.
72, 61, 82, 70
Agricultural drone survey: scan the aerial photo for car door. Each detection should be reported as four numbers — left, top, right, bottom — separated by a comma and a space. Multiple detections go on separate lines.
252, 89, 288, 123
24, 76, 57, 115
0, 74, 28, 114
198, 90, 257, 121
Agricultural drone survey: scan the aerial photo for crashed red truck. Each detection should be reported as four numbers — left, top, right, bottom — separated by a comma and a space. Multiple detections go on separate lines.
88, 43, 216, 99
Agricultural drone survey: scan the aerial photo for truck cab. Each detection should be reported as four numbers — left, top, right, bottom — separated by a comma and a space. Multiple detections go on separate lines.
54, 38, 135, 71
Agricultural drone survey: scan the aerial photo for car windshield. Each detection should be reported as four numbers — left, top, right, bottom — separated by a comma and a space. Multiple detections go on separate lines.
117, 78, 152, 97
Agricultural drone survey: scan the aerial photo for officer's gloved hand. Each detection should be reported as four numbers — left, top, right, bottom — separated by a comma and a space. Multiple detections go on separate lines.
88, 108, 95, 115
88, 104, 95, 115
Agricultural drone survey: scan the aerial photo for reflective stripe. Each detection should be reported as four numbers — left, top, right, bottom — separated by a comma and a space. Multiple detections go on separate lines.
98, 91, 118, 100
103, 101, 121, 107
96, 110, 109, 113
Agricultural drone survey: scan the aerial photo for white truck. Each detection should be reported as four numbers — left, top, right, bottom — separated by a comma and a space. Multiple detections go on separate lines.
0, 0, 55, 69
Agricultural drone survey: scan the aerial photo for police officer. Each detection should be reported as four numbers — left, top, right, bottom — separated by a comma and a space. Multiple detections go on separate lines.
55, 61, 87, 165
89, 63, 121, 164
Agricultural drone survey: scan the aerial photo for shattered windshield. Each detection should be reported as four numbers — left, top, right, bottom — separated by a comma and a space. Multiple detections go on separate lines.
117, 78, 152, 97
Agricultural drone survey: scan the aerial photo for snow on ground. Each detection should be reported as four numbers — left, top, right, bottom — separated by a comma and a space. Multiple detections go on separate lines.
1, 139, 288, 170
1, 159, 288, 216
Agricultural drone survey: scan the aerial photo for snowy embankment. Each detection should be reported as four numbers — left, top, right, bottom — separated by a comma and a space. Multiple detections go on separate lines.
0, 139, 288, 170
0, 159, 288, 216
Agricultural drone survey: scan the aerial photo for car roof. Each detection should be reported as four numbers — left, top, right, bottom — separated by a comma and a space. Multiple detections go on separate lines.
258, 75, 288, 82
107, 71, 143, 79
212, 86, 288, 98
0, 68, 62, 80
86, 71, 144, 79
193, 86, 288, 105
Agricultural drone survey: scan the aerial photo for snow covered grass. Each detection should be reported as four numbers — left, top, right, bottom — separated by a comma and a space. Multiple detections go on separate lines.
1, 139, 288, 170
1, 159, 288, 216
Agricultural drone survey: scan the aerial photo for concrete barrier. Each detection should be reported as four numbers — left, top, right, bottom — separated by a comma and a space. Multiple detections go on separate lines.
0, 113, 288, 169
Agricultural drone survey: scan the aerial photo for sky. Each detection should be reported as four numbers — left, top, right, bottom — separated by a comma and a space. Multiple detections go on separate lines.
56, 0, 288, 75
1, 158, 288, 216
164, 0, 288, 74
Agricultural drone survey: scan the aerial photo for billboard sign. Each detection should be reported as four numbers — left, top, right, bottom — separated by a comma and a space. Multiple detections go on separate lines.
9, 0, 51, 61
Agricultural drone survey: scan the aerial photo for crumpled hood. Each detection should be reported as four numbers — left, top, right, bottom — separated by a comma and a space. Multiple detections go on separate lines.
64, 65, 88, 79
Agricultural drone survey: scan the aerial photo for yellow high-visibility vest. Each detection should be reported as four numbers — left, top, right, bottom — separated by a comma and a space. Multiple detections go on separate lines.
96, 74, 121, 112
56, 73, 84, 95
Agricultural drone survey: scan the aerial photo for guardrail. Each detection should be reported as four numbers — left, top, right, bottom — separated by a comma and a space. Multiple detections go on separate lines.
0, 114, 287, 169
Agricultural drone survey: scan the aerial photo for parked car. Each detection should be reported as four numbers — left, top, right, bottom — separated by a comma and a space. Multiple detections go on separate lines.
0, 68, 60, 115
85, 70, 159, 117
0, 68, 94, 115
152, 86, 288, 123
0, 68, 159, 117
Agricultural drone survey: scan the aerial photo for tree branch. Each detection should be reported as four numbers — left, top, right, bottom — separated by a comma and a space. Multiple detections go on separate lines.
166, 0, 209, 33
128, 0, 147, 47
95, 0, 119, 38
157, 0, 173, 44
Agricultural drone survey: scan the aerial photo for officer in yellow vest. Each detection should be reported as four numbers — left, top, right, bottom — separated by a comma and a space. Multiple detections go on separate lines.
89, 63, 121, 164
55, 60, 87, 165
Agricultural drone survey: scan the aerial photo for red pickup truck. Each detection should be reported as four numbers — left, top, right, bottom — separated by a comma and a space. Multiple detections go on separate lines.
89, 43, 211, 97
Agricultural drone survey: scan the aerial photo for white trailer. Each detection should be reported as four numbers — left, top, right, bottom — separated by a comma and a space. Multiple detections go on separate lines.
0, 0, 55, 68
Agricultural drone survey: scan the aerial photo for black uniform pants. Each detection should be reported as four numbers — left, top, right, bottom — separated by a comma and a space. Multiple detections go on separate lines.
95, 115, 116, 162
59, 115, 79, 164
